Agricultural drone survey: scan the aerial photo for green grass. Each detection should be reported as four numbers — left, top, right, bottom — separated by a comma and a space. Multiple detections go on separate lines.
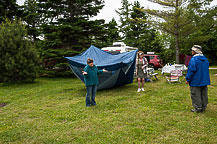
0, 70, 217, 144
209, 65, 217, 68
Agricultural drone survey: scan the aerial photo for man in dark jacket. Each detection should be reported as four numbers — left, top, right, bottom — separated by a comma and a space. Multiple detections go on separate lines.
185, 45, 210, 112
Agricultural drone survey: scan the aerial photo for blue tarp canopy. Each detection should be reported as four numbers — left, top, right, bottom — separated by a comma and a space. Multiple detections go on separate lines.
65, 45, 137, 90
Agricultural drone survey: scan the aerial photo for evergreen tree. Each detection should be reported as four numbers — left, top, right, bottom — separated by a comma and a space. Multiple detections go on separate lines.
0, 0, 22, 23
116, 0, 132, 40
144, 0, 216, 63
105, 18, 120, 45
0, 19, 40, 82
144, 0, 193, 63
22, 0, 42, 42
116, 0, 163, 53
183, 1, 217, 64
127, 1, 162, 52
90, 19, 114, 48
37, 0, 105, 76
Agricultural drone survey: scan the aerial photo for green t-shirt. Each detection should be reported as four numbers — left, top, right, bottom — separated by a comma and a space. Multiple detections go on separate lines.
84, 65, 103, 86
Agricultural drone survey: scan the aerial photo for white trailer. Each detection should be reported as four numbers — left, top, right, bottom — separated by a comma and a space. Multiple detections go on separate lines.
102, 42, 138, 54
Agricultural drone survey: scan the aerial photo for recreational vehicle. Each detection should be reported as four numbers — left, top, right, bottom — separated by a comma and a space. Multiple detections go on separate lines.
102, 42, 138, 54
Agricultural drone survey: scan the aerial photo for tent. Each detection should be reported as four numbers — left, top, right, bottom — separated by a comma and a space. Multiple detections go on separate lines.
65, 45, 137, 90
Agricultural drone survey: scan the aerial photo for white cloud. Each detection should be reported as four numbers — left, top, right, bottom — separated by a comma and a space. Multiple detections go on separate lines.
93, 0, 163, 23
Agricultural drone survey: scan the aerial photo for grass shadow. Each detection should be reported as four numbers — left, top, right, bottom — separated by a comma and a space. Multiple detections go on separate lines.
0, 80, 41, 88
98, 84, 134, 92
203, 107, 217, 119
62, 88, 75, 92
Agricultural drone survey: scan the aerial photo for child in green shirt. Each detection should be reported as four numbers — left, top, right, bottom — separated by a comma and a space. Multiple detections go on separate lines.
82, 58, 107, 107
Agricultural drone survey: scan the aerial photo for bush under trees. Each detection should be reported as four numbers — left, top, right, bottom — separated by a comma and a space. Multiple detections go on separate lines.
0, 18, 40, 82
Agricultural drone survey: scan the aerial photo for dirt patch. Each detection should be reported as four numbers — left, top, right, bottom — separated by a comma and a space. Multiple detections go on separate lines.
0, 103, 7, 107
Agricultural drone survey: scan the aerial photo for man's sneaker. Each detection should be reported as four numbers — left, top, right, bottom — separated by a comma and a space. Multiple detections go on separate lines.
191, 109, 202, 113
137, 88, 141, 92
141, 88, 145, 91
191, 109, 197, 112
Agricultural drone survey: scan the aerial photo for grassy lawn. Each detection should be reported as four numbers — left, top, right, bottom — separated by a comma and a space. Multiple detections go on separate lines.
209, 65, 217, 68
0, 70, 217, 144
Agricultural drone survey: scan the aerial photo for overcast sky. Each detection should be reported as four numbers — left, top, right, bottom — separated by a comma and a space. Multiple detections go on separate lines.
17, 0, 217, 23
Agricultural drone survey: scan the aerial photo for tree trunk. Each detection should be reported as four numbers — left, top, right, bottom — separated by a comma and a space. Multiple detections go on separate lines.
33, 22, 37, 42
175, 31, 179, 64
175, 0, 180, 64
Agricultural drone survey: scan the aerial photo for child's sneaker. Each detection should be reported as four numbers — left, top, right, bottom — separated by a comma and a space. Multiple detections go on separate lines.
137, 88, 141, 92
141, 88, 145, 91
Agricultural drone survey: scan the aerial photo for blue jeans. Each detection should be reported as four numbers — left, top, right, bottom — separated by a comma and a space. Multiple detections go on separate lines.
86, 85, 97, 107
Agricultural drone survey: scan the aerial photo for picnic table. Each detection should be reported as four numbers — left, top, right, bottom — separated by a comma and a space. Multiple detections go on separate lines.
161, 64, 187, 74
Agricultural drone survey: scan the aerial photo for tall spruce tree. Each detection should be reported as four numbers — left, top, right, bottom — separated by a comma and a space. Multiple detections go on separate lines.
36, 0, 105, 76
22, 0, 42, 42
126, 1, 146, 48
127, 1, 163, 52
90, 19, 114, 48
0, 19, 40, 82
116, 0, 132, 40
116, 0, 163, 53
105, 18, 120, 45
0, 0, 22, 23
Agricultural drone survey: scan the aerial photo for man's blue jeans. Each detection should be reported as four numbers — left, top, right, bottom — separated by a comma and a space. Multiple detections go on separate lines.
86, 85, 97, 107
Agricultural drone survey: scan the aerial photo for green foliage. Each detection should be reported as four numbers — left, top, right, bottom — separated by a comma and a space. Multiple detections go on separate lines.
160, 48, 176, 64
116, 0, 131, 39
36, 0, 105, 77
180, 1, 217, 64
22, 0, 42, 42
0, 0, 22, 23
0, 18, 40, 82
116, 0, 163, 53
144, 0, 193, 63
144, 0, 216, 64
103, 18, 121, 46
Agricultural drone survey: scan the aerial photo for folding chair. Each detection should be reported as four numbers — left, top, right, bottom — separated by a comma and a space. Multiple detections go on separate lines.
166, 70, 182, 84
145, 67, 158, 82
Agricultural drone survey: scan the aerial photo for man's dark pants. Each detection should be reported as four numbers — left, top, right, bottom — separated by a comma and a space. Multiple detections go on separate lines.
190, 86, 208, 111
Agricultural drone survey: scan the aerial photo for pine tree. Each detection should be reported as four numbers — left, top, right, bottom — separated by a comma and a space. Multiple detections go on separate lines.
0, 18, 40, 82
116, 0, 163, 53
116, 0, 132, 40
126, 1, 154, 51
105, 18, 120, 45
22, 0, 42, 42
144, 0, 193, 63
183, 1, 217, 64
144, 0, 216, 64
0, 0, 22, 23
37, 0, 105, 76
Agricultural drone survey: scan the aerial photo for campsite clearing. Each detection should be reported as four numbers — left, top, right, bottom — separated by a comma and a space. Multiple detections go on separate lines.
0, 69, 217, 143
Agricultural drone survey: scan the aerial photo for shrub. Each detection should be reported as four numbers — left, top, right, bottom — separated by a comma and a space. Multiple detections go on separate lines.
0, 18, 40, 82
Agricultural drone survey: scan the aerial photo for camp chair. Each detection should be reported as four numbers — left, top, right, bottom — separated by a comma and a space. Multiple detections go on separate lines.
166, 70, 182, 84
146, 68, 158, 82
